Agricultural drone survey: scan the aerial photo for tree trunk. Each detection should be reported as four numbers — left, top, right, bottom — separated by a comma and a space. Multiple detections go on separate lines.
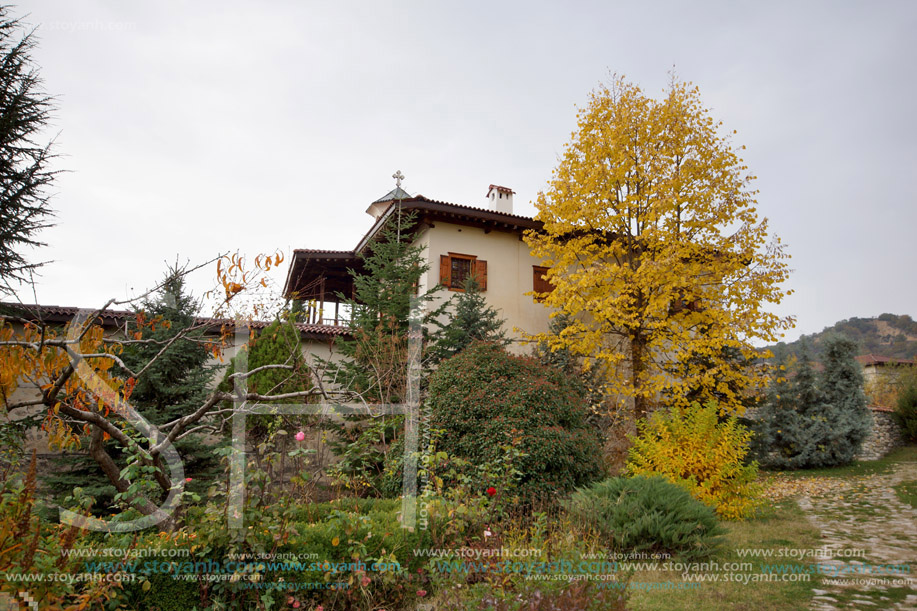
88, 427, 162, 518
631, 333, 648, 422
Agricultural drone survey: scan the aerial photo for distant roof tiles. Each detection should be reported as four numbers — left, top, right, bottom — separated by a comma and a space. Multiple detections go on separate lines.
855, 354, 916, 366
0, 303, 348, 338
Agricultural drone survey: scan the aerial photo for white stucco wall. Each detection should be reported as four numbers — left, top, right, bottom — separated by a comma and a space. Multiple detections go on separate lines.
414, 221, 552, 354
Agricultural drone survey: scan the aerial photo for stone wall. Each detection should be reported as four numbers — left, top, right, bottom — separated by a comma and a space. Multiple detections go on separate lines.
744, 405, 906, 463
856, 408, 905, 461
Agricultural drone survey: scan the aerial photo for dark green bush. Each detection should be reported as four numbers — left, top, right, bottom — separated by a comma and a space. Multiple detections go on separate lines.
895, 378, 917, 442
421, 341, 604, 500
565, 476, 723, 560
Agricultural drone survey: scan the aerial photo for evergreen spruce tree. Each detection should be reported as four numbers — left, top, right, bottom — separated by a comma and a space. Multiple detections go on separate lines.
750, 347, 793, 465
429, 276, 507, 363
320, 209, 442, 403
818, 334, 872, 465
46, 271, 221, 509
756, 336, 872, 469
754, 341, 823, 468
787, 343, 833, 468
315, 209, 443, 493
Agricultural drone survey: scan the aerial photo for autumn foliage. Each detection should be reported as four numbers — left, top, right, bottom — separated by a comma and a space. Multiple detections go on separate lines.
0, 249, 295, 527
626, 401, 762, 520
525, 76, 793, 420
0, 317, 134, 451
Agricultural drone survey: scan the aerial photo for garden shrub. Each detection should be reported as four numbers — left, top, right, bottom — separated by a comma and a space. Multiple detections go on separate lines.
119, 573, 200, 611
217, 314, 313, 439
895, 377, 917, 442
0, 451, 117, 606
420, 341, 604, 501
102, 495, 436, 611
325, 414, 404, 497
626, 401, 762, 519
565, 476, 723, 560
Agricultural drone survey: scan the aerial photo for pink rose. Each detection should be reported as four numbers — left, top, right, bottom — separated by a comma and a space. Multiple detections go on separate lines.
295, 431, 306, 441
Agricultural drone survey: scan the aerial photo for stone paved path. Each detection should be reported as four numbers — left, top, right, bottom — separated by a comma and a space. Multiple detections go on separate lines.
796, 461, 917, 610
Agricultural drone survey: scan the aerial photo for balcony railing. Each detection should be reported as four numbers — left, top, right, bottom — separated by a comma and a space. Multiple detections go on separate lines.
297, 300, 350, 327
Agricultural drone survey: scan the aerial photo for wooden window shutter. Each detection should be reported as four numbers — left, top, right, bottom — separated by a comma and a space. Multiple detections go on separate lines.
474, 260, 487, 291
440, 255, 451, 288
533, 265, 553, 298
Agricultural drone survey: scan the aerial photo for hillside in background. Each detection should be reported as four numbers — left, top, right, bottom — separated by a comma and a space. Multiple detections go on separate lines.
766, 314, 917, 362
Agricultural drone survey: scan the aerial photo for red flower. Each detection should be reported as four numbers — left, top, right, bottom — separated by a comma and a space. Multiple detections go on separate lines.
486, 487, 497, 497
185, 477, 193, 482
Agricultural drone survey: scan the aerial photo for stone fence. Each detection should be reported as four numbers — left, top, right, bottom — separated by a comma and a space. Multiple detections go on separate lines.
744, 405, 906, 462
856, 407, 906, 461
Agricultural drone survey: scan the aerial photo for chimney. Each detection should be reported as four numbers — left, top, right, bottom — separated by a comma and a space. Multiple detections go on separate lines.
486, 185, 514, 214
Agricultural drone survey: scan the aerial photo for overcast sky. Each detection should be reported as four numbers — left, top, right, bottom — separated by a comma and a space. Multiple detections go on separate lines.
9, 0, 917, 343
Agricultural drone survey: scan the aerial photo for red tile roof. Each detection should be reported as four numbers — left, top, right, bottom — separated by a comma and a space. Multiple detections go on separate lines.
0, 303, 348, 338
855, 354, 916, 366
290, 249, 355, 256
284, 193, 541, 297
412, 195, 533, 223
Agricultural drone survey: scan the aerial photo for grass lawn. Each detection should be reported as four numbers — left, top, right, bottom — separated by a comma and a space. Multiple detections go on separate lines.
626, 445, 917, 610
627, 499, 822, 611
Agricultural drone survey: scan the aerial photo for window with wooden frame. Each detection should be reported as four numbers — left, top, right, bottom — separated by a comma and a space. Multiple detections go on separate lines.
440, 253, 487, 291
669, 295, 702, 315
532, 265, 554, 301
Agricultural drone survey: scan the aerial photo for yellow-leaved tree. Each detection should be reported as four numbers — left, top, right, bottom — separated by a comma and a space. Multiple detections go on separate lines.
525, 75, 794, 421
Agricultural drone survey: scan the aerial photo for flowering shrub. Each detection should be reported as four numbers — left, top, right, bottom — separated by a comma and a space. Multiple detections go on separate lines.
626, 401, 762, 520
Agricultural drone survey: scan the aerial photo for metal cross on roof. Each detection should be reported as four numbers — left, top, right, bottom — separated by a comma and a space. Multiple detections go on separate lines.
392, 170, 404, 188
